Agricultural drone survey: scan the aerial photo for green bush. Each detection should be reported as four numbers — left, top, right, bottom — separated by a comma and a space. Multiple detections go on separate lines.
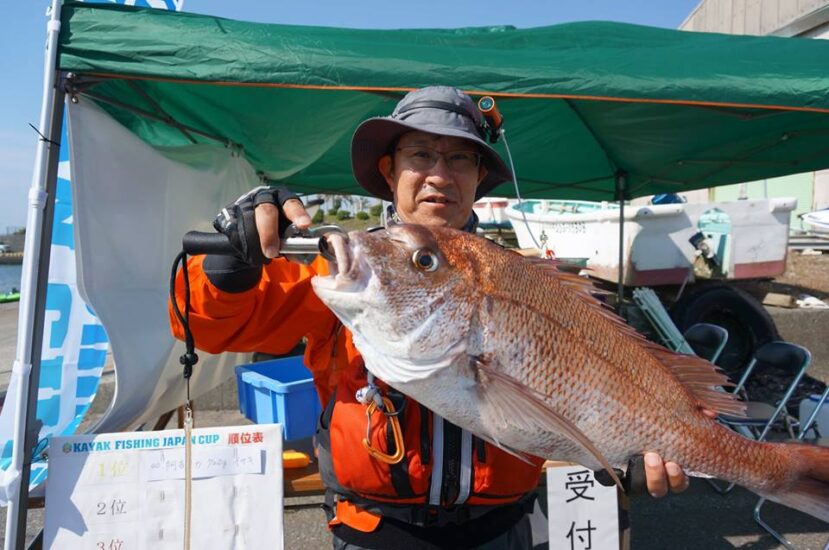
327, 208, 339, 216
356, 211, 369, 220
336, 210, 352, 221
369, 204, 383, 218
312, 209, 324, 224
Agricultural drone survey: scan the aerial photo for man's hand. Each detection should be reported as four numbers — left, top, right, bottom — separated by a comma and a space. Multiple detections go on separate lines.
643, 452, 689, 497
255, 199, 312, 259
214, 186, 312, 265
642, 409, 715, 497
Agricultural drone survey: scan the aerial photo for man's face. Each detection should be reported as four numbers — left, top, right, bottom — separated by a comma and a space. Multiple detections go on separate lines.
378, 131, 487, 229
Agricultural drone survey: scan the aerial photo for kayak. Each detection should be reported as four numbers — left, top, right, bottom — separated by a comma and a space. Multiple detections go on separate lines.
0, 292, 20, 304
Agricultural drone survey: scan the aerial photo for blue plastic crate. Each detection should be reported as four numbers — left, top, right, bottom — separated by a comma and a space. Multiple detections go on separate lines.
235, 355, 321, 441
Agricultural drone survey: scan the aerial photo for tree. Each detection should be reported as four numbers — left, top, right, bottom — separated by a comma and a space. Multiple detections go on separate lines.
336, 210, 352, 221
312, 209, 324, 224
356, 211, 369, 220
369, 204, 383, 218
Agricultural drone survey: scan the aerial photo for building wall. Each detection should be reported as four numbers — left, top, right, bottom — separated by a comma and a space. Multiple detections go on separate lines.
681, 0, 829, 36
815, 170, 829, 210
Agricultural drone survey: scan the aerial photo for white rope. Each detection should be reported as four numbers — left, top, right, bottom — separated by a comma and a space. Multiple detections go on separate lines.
183, 404, 193, 550
502, 130, 542, 250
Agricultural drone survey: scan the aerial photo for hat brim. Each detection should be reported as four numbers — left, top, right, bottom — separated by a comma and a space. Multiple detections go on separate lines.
351, 117, 513, 202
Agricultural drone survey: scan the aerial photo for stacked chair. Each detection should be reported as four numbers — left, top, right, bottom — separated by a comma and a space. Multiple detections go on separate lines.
705, 340, 826, 549
683, 323, 729, 364
751, 384, 828, 549
632, 293, 828, 549
636, 294, 826, 547
717, 342, 812, 443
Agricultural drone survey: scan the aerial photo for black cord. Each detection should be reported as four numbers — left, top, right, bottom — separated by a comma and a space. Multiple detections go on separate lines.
170, 250, 198, 401
29, 123, 60, 146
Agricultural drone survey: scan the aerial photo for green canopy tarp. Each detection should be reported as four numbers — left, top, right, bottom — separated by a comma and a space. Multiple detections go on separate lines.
57, 1, 829, 200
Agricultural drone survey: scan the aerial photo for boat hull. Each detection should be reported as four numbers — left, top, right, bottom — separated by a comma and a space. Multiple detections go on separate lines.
505, 198, 796, 286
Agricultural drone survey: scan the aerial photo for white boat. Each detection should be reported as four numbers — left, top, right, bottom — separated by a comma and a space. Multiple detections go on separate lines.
504, 197, 797, 286
473, 197, 512, 229
801, 208, 829, 234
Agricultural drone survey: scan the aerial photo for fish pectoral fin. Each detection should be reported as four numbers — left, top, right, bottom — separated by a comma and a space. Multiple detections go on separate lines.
473, 433, 537, 466
472, 357, 622, 490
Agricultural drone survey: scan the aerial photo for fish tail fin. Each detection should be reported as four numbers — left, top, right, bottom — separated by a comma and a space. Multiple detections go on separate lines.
764, 443, 829, 522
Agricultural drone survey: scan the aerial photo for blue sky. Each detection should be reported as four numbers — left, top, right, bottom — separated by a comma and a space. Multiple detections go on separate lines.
0, 0, 699, 229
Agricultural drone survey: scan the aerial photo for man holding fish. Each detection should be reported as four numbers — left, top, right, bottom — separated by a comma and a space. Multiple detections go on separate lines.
172, 87, 810, 549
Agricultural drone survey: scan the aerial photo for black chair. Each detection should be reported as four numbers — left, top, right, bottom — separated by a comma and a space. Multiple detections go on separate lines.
683, 323, 728, 364
710, 342, 812, 496
719, 342, 811, 439
753, 384, 828, 549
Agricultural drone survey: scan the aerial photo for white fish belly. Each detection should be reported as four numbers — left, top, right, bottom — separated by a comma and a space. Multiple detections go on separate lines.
393, 365, 611, 471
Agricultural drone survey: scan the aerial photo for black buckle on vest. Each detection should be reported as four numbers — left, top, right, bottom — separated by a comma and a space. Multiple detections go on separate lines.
415, 505, 471, 527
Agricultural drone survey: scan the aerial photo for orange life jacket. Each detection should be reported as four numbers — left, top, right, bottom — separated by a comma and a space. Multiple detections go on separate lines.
170, 255, 543, 514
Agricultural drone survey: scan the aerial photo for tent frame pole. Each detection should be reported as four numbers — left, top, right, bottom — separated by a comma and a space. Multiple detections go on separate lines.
615, 171, 627, 306
4, 1, 64, 547
7, 84, 64, 550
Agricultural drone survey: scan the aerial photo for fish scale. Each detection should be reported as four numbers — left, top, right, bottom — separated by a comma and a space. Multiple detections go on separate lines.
311, 224, 829, 523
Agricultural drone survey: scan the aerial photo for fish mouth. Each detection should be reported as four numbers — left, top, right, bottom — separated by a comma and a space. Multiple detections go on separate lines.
311, 232, 370, 295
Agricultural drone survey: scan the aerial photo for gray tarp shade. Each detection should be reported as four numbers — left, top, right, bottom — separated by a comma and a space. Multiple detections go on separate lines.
58, 1, 829, 200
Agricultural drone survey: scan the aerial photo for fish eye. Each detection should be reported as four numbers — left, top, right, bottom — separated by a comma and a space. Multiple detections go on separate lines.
412, 249, 439, 272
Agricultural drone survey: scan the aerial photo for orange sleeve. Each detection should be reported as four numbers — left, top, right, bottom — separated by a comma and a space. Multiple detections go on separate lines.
169, 255, 337, 356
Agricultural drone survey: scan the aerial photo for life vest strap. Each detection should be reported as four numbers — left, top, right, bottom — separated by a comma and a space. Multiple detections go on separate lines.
336, 492, 537, 528
328, 499, 382, 533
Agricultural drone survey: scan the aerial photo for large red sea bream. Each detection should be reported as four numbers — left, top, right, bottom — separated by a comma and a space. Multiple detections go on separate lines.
312, 224, 829, 521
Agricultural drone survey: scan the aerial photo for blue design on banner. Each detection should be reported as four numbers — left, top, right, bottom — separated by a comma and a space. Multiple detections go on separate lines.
38, 358, 64, 390
76, 377, 100, 398
51, 179, 75, 250
35, 396, 61, 427
79, 349, 108, 369
45, 283, 71, 347
81, 324, 108, 345
1, 441, 12, 461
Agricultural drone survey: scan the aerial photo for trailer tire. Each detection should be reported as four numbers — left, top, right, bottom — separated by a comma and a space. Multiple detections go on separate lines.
670, 284, 779, 374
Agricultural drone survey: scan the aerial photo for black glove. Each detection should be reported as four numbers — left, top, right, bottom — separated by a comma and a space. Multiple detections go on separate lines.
204, 185, 299, 293
212, 185, 300, 266
594, 455, 647, 494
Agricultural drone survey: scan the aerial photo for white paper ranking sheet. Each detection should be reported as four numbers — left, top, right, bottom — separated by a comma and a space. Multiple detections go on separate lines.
45, 424, 284, 550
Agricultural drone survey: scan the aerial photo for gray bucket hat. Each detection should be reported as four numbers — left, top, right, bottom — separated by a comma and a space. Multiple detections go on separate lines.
351, 86, 513, 201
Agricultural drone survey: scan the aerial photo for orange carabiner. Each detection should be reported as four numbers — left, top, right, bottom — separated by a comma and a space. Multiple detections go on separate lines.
361, 397, 405, 465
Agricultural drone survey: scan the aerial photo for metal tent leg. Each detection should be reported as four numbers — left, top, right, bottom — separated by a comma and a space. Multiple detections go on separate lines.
4, 1, 66, 545
6, 86, 65, 550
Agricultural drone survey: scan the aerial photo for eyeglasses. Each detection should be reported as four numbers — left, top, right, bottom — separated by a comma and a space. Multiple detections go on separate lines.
396, 146, 482, 174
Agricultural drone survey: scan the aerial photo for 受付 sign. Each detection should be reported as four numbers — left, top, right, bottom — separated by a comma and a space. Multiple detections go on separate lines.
547, 465, 619, 550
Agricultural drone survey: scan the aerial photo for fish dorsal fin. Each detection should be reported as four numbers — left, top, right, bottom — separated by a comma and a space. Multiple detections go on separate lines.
643, 345, 747, 418
472, 356, 623, 489
523, 257, 626, 317
520, 257, 746, 418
